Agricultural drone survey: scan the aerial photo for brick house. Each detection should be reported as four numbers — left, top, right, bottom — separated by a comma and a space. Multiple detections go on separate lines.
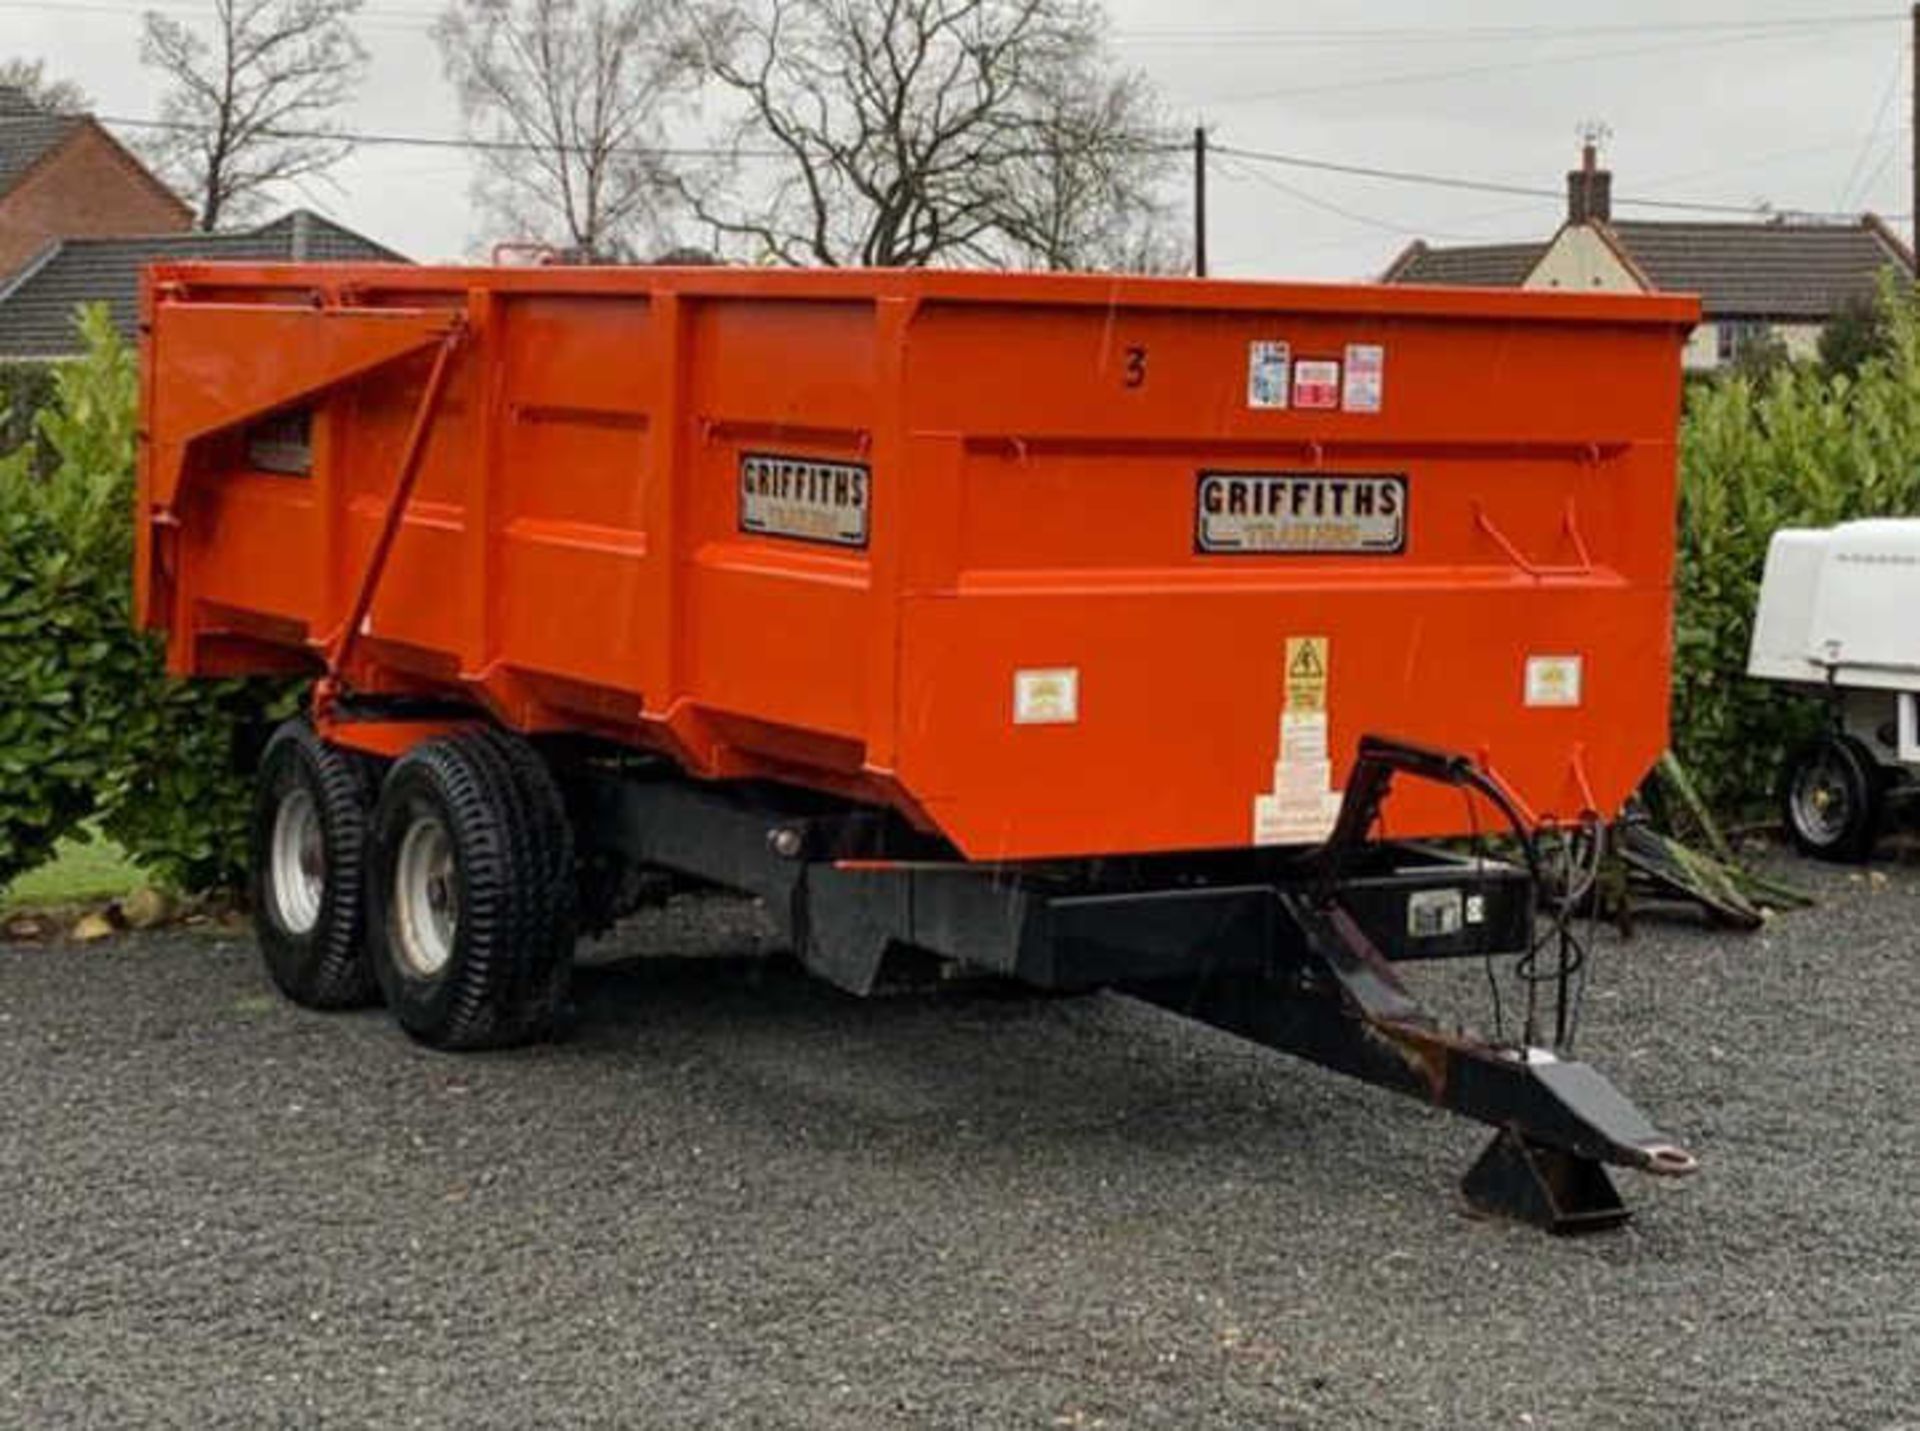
0, 85, 193, 281
1382, 145, 1917, 371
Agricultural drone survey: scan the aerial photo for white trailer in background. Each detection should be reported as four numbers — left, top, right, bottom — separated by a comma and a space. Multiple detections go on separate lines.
1748, 519, 1920, 859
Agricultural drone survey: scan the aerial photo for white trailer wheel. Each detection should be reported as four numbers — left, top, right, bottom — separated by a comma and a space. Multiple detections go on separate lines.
392, 815, 459, 977
1782, 735, 1881, 863
268, 787, 326, 936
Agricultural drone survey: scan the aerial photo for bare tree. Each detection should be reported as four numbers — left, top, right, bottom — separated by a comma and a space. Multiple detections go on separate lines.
682, 0, 1177, 270
434, 0, 696, 259
990, 66, 1183, 271
140, 0, 368, 231
0, 58, 92, 114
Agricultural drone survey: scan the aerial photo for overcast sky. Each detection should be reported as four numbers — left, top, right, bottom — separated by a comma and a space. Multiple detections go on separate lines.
4, 0, 1910, 276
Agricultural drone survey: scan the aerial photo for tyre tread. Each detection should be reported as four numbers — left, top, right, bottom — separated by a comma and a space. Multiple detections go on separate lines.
369, 725, 576, 1051
250, 718, 382, 1010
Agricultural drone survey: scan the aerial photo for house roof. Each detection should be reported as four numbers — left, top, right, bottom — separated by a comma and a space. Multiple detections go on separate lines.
0, 211, 408, 359
0, 86, 82, 197
1382, 214, 1915, 319
0, 86, 193, 229
1607, 218, 1914, 319
1380, 239, 1547, 288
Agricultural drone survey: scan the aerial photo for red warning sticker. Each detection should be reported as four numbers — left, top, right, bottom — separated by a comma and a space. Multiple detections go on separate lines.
1293, 359, 1340, 410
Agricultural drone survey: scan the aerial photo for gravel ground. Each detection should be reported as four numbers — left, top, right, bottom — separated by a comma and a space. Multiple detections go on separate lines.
2, 851, 1917, 1429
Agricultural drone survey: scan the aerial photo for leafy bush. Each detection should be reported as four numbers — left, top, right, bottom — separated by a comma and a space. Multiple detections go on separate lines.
0, 306, 295, 892
0, 472, 118, 886
1674, 272, 1920, 816
1818, 294, 1891, 380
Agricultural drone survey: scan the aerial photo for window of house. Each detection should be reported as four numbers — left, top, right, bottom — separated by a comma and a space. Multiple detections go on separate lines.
1717, 320, 1772, 365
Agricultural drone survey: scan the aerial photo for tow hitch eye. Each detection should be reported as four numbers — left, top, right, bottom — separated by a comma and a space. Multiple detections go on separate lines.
1641, 1143, 1700, 1178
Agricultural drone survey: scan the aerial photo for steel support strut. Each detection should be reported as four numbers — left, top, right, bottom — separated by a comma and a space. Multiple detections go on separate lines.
324, 319, 467, 679
1127, 736, 1697, 1233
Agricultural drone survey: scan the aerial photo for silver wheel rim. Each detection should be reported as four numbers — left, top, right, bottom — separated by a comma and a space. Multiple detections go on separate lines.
393, 816, 458, 977
1790, 751, 1853, 845
269, 787, 325, 934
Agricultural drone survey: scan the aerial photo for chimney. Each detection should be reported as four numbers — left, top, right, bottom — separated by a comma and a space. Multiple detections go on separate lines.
1567, 141, 1612, 226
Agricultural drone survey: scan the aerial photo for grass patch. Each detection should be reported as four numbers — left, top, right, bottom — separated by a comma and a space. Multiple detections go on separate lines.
2, 830, 147, 910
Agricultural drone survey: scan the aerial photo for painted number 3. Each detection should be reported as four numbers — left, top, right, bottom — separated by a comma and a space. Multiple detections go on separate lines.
1124, 345, 1147, 388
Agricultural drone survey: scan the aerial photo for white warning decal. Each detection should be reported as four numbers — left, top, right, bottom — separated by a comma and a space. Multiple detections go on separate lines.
1252, 636, 1344, 846
1013, 668, 1079, 725
1247, 340, 1291, 410
1342, 343, 1384, 413
1525, 654, 1583, 708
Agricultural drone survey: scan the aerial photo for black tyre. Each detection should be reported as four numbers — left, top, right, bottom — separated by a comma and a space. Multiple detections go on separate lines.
249, 719, 382, 1009
367, 728, 576, 1050
1781, 733, 1883, 863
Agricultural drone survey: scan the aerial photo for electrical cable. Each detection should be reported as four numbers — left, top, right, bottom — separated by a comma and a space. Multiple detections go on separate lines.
1568, 816, 1603, 1052
1212, 141, 1889, 223
1459, 782, 1505, 1047
83, 113, 1894, 229
1206, 19, 1894, 107
1508, 815, 1605, 1052
1115, 14, 1900, 47
1835, 50, 1906, 209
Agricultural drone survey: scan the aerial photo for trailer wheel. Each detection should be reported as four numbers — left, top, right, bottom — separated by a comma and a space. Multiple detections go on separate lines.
1782, 734, 1883, 862
367, 729, 576, 1050
249, 719, 382, 1009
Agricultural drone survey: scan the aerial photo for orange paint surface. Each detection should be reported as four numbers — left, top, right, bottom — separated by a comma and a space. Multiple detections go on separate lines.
139, 263, 1696, 860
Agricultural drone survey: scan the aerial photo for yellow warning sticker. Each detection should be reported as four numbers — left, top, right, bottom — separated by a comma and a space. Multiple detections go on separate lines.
1254, 636, 1340, 846
1284, 635, 1329, 713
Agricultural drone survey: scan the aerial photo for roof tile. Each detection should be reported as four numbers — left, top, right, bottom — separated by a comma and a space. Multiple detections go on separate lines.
0, 212, 408, 358
1608, 220, 1912, 317
0, 110, 80, 197
1384, 217, 1914, 319
1383, 241, 1546, 288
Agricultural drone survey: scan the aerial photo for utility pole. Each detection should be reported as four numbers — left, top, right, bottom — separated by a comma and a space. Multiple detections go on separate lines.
1911, 4, 1918, 243
1194, 125, 1208, 278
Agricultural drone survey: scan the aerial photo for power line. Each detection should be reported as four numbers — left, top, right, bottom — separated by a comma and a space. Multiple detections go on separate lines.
99, 111, 1192, 161
93, 112, 1900, 226
1852, 136, 1906, 213
1114, 13, 1901, 46
0, 0, 439, 32
1213, 155, 1493, 243
1210, 141, 1892, 222
1633, 131, 1902, 196
7, 0, 1898, 50
99, 113, 786, 161
4, 0, 1897, 34
1208, 18, 1893, 107
1835, 50, 1906, 208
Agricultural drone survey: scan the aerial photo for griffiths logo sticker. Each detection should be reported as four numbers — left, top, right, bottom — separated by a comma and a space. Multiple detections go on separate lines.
739, 453, 869, 548
1196, 472, 1406, 555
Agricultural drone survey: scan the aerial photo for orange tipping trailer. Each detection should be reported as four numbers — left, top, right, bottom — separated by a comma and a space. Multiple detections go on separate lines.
140, 262, 1702, 1231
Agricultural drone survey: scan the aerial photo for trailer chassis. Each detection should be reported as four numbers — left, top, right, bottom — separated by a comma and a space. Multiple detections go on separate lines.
546, 729, 1698, 1233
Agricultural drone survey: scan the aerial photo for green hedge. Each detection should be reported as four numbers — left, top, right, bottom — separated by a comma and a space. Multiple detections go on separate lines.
1673, 273, 1920, 816
0, 361, 56, 475
0, 306, 294, 892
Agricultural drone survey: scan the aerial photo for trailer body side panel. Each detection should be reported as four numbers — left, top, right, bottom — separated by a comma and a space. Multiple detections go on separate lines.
140, 265, 1695, 860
